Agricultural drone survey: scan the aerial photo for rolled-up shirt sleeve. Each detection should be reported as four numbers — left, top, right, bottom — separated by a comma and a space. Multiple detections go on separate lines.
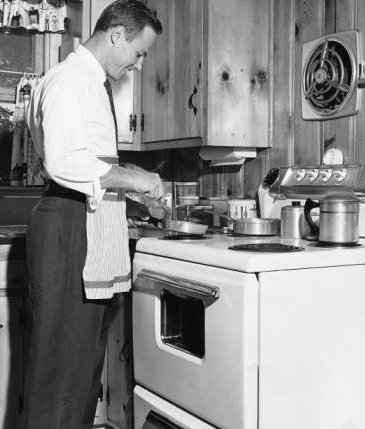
36, 71, 112, 198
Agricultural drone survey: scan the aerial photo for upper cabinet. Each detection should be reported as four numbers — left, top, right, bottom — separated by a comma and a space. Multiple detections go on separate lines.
142, 0, 270, 151
66, 0, 270, 151
140, 0, 203, 148
203, 0, 270, 149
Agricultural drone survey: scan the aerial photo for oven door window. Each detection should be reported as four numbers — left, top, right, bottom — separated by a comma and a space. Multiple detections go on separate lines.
161, 289, 205, 358
143, 410, 183, 429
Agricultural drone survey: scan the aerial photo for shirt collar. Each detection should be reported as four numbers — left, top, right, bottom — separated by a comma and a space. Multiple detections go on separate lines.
75, 45, 106, 84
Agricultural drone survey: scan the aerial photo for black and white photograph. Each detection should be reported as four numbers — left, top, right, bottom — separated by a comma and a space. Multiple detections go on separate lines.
1, 1, 365, 428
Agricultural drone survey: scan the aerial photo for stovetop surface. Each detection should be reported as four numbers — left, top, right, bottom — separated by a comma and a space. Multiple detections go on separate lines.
136, 231, 365, 273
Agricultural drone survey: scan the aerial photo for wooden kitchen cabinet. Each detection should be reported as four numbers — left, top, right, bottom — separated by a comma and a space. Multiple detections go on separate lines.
0, 259, 26, 429
66, 0, 270, 150
140, 0, 203, 147
141, 0, 270, 150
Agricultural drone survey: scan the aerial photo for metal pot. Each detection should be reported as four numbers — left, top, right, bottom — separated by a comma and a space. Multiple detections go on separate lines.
233, 218, 280, 235
304, 195, 360, 244
201, 209, 280, 235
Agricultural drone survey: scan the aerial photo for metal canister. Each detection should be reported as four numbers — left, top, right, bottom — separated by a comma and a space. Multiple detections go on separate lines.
281, 201, 310, 239
319, 195, 359, 244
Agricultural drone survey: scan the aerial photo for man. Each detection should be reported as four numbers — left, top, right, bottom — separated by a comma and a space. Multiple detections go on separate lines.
22, 2, 163, 428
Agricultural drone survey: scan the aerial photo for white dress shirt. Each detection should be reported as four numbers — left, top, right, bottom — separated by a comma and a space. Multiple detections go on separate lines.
27, 45, 117, 200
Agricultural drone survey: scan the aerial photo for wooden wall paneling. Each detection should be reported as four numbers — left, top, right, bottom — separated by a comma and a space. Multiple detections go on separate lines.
324, 0, 336, 34
243, 150, 267, 199
322, 0, 357, 164
354, 0, 365, 164
268, 0, 293, 169
201, 163, 244, 198
293, 0, 324, 165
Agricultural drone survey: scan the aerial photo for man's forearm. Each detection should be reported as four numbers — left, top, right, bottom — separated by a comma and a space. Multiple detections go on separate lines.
99, 164, 164, 200
100, 165, 136, 190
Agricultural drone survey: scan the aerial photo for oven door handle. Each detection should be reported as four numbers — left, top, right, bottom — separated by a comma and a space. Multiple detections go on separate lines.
146, 410, 183, 429
137, 269, 220, 300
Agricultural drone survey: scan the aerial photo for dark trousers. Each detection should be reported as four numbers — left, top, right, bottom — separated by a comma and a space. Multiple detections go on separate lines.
22, 191, 112, 429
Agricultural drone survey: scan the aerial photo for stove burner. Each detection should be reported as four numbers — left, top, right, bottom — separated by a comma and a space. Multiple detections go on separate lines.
160, 234, 211, 241
309, 242, 362, 248
228, 243, 304, 252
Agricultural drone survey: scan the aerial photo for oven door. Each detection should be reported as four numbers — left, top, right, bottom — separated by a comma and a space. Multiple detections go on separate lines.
134, 385, 217, 429
133, 253, 259, 429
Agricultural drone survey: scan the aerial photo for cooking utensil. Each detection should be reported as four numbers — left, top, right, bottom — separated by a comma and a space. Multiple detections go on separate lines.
162, 219, 209, 235
202, 209, 280, 235
233, 218, 280, 235
304, 195, 360, 244
281, 201, 311, 239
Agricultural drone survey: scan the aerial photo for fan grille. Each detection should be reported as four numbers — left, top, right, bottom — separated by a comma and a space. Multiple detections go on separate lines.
303, 39, 355, 116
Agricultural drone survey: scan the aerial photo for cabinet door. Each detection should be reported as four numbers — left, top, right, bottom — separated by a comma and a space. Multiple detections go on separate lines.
89, 0, 139, 150
141, 0, 203, 147
106, 293, 133, 429
0, 293, 25, 429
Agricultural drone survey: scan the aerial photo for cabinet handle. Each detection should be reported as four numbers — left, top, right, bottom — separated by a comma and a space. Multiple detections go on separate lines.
188, 85, 198, 116
129, 114, 137, 132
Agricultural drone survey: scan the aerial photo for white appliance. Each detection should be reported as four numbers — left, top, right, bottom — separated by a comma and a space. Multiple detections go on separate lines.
301, 30, 363, 120
132, 233, 365, 429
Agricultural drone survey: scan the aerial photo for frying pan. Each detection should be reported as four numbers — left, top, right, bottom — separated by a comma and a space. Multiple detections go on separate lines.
148, 199, 209, 235
148, 213, 209, 235
162, 219, 209, 235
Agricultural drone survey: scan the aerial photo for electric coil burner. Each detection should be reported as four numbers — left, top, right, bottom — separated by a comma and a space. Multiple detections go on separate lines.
228, 243, 304, 252
160, 234, 211, 241
309, 242, 362, 248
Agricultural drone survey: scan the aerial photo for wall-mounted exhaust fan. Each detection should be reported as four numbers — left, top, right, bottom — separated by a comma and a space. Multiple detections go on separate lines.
302, 30, 363, 120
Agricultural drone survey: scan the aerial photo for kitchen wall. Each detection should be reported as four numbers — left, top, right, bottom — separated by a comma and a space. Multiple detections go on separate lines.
123, 0, 365, 200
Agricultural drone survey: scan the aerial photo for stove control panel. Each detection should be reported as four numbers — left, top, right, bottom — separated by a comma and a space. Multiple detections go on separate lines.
272, 164, 364, 198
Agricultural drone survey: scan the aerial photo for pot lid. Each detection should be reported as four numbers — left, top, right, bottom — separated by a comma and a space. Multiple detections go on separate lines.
322, 194, 360, 203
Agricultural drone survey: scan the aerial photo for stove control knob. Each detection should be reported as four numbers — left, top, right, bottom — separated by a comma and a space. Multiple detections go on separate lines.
334, 168, 347, 182
306, 168, 319, 182
319, 168, 332, 182
294, 169, 306, 182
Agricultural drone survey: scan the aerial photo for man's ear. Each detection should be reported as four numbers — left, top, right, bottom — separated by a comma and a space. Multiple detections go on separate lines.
111, 26, 126, 45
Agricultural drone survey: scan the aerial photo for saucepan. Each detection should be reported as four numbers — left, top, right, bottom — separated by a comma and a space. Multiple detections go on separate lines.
203, 209, 280, 236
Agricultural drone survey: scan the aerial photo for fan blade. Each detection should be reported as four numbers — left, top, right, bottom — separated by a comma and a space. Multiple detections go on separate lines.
305, 80, 317, 99
326, 80, 349, 93
319, 40, 329, 68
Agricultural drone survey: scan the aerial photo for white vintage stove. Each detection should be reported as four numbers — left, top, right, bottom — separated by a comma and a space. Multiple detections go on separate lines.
132, 162, 365, 429
132, 230, 365, 429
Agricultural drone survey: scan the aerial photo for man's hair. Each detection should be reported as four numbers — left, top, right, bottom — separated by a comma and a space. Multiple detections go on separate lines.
93, 0, 162, 40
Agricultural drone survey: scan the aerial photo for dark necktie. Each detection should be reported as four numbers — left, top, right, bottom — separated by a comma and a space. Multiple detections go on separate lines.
104, 79, 118, 144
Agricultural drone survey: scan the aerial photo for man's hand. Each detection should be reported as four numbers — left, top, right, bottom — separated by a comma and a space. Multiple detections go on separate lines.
100, 164, 164, 201
126, 197, 160, 227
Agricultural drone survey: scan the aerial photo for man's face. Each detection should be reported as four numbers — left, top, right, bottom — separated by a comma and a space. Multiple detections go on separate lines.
107, 25, 157, 81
